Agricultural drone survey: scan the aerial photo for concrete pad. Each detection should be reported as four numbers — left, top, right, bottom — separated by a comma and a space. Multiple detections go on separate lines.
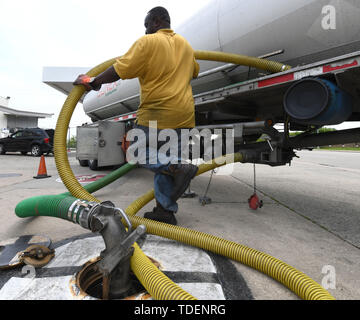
0, 234, 228, 300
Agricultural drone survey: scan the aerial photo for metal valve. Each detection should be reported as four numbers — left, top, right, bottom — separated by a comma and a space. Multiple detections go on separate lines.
81, 201, 146, 299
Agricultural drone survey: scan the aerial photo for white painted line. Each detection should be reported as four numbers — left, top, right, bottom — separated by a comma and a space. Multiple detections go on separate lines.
0, 276, 74, 300
0, 234, 227, 300
46, 237, 105, 268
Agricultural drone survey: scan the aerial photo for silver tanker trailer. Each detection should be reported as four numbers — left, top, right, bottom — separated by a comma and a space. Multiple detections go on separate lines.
43, 0, 360, 170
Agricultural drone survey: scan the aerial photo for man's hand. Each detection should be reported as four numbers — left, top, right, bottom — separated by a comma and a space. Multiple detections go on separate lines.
73, 75, 98, 91
73, 67, 120, 92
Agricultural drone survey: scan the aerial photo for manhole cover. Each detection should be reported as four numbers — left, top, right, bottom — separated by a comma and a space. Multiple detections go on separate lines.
56, 174, 106, 184
0, 235, 51, 270
0, 173, 22, 178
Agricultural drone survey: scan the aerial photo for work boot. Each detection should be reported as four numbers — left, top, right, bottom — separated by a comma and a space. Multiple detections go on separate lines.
144, 202, 177, 225
167, 163, 198, 202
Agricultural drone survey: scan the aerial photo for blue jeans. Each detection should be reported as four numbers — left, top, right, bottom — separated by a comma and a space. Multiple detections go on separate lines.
130, 124, 188, 212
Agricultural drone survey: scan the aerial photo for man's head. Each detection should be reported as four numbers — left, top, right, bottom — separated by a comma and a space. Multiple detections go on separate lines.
144, 7, 171, 34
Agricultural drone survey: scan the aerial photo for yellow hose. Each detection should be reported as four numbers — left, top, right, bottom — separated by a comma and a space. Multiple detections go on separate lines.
54, 76, 196, 300
54, 50, 289, 200
54, 51, 333, 300
195, 50, 291, 72
131, 242, 196, 300
125, 155, 334, 300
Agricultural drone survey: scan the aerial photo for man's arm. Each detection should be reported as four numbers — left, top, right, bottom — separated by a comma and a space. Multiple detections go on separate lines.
73, 65, 120, 91
193, 59, 200, 79
74, 37, 146, 91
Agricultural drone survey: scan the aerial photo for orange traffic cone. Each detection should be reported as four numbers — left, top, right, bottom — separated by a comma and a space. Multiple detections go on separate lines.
33, 155, 51, 179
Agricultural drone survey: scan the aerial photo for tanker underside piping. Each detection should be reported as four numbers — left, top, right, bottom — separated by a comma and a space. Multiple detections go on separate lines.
84, 44, 360, 122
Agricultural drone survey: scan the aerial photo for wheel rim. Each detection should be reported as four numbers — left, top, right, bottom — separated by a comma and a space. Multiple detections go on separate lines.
32, 145, 40, 156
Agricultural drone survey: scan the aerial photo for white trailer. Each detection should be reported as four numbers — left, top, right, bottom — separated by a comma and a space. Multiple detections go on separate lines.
42, 0, 360, 169
74, 50, 360, 169
76, 120, 126, 170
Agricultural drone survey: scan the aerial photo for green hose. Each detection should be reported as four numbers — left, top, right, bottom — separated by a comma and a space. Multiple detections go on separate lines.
61, 162, 136, 196
16, 194, 76, 220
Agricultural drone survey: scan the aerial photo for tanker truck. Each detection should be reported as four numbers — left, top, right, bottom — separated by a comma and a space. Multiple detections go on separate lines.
43, 0, 360, 170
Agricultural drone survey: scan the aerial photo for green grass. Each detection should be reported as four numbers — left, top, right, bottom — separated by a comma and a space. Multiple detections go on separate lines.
319, 147, 360, 151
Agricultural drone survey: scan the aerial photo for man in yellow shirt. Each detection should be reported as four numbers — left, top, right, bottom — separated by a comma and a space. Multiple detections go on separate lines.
74, 7, 199, 225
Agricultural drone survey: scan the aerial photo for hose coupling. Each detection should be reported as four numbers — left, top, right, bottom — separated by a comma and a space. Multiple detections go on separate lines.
88, 201, 146, 299
66, 199, 147, 299
67, 199, 99, 229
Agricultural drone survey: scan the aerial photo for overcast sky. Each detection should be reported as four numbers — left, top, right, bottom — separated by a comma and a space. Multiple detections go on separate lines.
0, 0, 211, 131
1, 0, 358, 133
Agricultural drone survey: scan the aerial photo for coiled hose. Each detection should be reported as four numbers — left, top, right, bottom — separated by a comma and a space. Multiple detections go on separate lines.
124, 155, 334, 300
18, 50, 334, 300
15, 153, 334, 300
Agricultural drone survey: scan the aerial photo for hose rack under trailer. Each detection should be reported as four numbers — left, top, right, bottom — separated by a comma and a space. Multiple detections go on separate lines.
110, 50, 360, 127
193, 50, 360, 125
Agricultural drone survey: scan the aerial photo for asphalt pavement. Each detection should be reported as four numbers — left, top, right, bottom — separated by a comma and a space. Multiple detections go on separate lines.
0, 149, 359, 300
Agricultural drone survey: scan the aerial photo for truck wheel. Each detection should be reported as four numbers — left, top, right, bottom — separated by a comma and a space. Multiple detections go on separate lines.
0, 144, 5, 155
78, 159, 89, 167
88, 159, 98, 171
31, 144, 42, 157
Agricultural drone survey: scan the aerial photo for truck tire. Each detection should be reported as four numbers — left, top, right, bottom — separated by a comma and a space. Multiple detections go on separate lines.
78, 159, 89, 167
31, 144, 42, 157
0, 144, 5, 155
88, 159, 99, 171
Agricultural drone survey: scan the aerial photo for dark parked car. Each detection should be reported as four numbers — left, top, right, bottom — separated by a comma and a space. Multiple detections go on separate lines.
0, 128, 53, 156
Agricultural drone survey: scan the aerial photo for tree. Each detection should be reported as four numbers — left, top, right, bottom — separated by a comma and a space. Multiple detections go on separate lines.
67, 135, 77, 148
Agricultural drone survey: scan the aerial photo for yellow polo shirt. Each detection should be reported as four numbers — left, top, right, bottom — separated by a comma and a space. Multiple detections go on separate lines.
113, 29, 199, 129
